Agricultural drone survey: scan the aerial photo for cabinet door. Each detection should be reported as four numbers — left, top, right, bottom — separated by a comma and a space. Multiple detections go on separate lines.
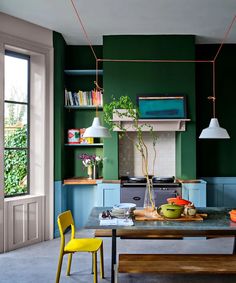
207, 184, 222, 207
222, 185, 236, 207
182, 182, 206, 207
207, 183, 236, 207
188, 187, 206, 207
97, 184, 120, 207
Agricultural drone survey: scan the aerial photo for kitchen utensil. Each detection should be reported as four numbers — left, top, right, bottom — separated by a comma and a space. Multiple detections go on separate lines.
128, 177, 147, 183
158, 203, 184, 219
167, 196, 191, 206
113, 203, 136, 210
112, 203, 136, 217
184, 203, 197, 217
153, 176, 175, 183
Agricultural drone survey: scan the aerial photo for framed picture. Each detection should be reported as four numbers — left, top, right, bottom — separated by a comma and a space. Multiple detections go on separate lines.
137, 94, 187, 119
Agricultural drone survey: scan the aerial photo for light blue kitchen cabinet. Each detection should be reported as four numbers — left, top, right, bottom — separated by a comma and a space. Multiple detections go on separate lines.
54, 182, 120, 235
181, 180, 207, 207
54, 181, 67, 237
66, 184, 98, 229
203, 177, 236, 207
96, 183, 120, 207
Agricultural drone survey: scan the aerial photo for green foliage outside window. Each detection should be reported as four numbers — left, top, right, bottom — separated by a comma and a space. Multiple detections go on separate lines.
4, 126, 27, 196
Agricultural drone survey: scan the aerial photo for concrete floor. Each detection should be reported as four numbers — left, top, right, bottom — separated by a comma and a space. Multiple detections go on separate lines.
0, 230, 236, 283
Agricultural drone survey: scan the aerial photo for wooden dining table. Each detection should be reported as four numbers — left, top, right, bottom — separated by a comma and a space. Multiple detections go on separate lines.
85, 207, 236, 283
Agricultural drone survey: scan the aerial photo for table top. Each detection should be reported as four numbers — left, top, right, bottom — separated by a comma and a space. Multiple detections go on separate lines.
85, 207, 236, 236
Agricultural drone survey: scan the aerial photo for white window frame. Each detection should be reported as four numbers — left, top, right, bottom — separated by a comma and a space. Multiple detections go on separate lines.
0, 31, 54, 253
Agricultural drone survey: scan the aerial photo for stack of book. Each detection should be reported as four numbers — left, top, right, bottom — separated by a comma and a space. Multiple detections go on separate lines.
65, 89, 103, 106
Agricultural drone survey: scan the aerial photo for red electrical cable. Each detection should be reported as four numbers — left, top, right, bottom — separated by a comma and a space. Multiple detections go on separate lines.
98, 58, 212, 63
214, 15, 236, 62
70, 0, 97, 61
70, 1, 235, 65
70, 1, 235, 116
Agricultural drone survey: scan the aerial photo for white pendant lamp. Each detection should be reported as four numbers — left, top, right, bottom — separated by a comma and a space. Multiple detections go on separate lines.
199, 62, 230, 139
83, 117, 111, 138
199, 118, 230, 139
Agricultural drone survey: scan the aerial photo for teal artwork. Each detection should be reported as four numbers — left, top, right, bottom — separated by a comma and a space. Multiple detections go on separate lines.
138, 95, 186, 119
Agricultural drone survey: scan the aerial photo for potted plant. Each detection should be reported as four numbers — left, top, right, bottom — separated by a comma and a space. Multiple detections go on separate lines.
79, 153, 103, 179
104, 96, 157, 215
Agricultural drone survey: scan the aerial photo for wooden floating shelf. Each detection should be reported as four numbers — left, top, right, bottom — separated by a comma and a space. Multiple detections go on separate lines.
63, 178, 102, 185
112, 119, 191, 132
64, 69, 103, 76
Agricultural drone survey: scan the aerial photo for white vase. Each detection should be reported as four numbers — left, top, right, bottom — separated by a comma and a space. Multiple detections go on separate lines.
87, 165, 93, 179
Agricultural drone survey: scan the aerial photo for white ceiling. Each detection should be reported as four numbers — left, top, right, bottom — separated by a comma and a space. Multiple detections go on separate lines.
0, 0, 236, 45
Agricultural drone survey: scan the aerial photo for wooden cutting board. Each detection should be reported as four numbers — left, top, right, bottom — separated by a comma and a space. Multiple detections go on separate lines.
134, 209, 206, 221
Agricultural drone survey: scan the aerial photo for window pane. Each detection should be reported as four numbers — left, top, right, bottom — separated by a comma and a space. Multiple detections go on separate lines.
4, 149, 28, 196
4, 103, 28, 148
4, 54, 28, 102
4, 51, 29, 197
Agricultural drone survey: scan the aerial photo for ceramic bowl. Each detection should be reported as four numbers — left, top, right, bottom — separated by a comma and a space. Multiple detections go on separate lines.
229, 210, 236, 222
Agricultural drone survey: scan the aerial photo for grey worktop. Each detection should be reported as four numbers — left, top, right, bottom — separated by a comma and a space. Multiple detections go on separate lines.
85, 207, 236, 236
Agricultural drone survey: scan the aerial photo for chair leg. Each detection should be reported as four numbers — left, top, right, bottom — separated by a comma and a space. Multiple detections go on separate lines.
55, 251, 64, 283
100, 243, 104, 279
66, 253, 73, 276
92, 252, 97, 283
91, 252, 94, 274
114, 264, 118, 283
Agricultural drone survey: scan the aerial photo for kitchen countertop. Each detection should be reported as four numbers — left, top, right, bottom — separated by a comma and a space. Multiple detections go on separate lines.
63, 178, 120, 185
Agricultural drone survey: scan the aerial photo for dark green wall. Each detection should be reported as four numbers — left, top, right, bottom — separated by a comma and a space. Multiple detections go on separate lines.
64, 46, 103, 178
53, 41, 104, 180
53, 32, 236, 181
196, 45, 236, 177
53, 31, 66, 181
103, 35, 196, 180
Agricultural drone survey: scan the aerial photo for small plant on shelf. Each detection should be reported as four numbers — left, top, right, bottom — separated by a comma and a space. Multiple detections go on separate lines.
79, 153, 103, 179
103, 96, 157, 215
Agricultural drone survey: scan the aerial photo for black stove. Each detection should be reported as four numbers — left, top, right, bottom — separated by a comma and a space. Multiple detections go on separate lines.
120, 176, 182, 207
120, 176, 180, 187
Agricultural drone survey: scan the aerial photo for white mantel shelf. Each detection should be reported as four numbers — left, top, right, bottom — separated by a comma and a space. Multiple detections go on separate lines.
112, 119, 191, 132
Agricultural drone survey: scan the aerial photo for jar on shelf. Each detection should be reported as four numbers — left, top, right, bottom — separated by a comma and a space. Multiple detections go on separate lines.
68, 129, 80, 144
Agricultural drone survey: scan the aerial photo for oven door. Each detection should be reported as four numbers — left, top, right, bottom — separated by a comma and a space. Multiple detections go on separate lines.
120, 186, 180, 207
120, 186, 145, 207
154, 188, 178, 208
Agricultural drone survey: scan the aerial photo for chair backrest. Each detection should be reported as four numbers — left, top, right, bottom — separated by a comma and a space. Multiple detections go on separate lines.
57, 210, 75, 237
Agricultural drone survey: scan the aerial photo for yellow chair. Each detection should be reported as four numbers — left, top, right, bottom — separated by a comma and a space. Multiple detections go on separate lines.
55, 210, 104, 283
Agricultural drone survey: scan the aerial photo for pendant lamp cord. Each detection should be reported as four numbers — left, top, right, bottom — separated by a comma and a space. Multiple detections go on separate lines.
208, 15, 236, 119
207, 62, 216, 118
70, 0, 97, 61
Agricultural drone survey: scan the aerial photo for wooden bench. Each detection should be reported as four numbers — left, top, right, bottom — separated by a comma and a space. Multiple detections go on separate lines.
118, 254, 236, 274
94, 229, 183, 239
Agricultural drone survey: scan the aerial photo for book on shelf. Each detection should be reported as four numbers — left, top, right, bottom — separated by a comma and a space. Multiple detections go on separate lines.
65, 89, 103, 107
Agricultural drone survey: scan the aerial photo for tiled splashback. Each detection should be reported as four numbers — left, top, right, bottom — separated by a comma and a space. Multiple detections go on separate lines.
119, 132, 175, 177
